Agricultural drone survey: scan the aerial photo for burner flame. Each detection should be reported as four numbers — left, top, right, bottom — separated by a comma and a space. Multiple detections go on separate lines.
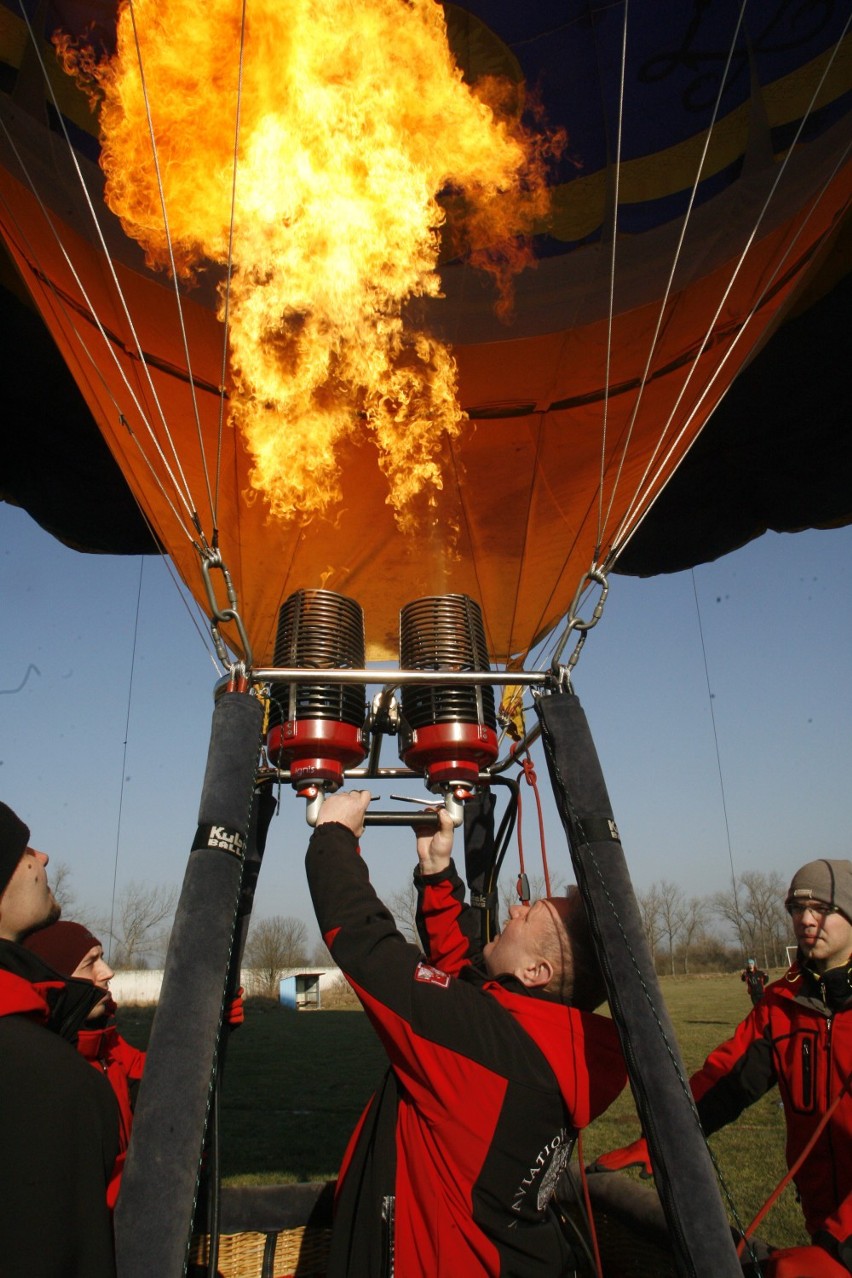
57, 0, 560, 524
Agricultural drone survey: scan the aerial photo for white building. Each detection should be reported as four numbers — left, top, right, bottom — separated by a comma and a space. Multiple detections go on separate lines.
110, 966, 343, 1005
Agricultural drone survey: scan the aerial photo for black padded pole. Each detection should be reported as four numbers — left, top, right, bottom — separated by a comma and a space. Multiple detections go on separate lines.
115, 689, 264, 1278
201, 781, 278, 1273
225, 782, 278, 1011
536, 690, 742, 1278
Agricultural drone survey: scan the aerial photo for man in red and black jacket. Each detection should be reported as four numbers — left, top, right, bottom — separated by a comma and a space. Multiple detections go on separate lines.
24, 920, 146, 1209
306, 789, 626, 1278
0, 801, 119, 1278
591, 858, 852, 1278
741, 958, 769, 1006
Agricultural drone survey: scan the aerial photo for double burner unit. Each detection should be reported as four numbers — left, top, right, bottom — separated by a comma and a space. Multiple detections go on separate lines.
264, 588, 500, 812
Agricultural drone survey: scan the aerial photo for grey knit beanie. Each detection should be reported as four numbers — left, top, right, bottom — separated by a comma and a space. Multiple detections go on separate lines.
786, 859, 852, 922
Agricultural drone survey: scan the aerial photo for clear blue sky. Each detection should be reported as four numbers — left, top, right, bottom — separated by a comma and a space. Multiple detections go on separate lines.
2, 499, 850, 952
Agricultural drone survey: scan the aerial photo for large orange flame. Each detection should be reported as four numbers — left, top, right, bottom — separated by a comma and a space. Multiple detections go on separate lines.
57, 0, 556, 523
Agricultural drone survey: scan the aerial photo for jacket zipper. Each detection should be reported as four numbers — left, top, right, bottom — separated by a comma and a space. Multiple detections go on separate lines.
801, 1037, 813, 1109
826, 1016, 839, 1210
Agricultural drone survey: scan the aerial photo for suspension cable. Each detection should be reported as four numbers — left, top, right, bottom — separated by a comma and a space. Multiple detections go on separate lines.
215, 0, 249, 536
627, 196, 845, 558
690, 569, 742, 928
610, 135, 852, 566
608, 13, 852, 559
107, 556, 144, 964
597, 0, 750, 545
126, 0, 213, 527
13, 0, 200, 520
0, 126, 199, 539
595, 0, 630, 556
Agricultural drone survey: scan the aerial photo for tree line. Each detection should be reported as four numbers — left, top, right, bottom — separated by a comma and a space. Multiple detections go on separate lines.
52, 860, 796, 993
636, 869, 793, 974
386, 867, 795, 977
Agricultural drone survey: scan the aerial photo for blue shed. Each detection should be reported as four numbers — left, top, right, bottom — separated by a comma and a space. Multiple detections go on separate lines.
279, 971, 322, 1011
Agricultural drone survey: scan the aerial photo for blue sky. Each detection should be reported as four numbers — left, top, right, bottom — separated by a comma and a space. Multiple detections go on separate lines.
2, 499, 850, 950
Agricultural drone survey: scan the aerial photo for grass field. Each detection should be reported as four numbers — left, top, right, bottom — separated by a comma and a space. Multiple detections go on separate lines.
117, 970, 809, 1252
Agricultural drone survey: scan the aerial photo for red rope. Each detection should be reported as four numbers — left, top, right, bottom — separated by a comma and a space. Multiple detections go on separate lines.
736, 1066, 852, 1256
575, 1132, 604, 1278
517, 752, 551, 896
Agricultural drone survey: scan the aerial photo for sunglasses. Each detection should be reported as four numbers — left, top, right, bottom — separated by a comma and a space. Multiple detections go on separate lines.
787, 901, 841, 918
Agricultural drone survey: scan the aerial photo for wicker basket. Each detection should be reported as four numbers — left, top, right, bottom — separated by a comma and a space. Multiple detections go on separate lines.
188, 1182, 333, 1278
188, 1223, 331, 1278
187, 1173, 749, 1278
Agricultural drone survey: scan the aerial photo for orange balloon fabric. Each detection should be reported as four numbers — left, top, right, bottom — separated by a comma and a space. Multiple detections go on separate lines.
0, 3, 849, 662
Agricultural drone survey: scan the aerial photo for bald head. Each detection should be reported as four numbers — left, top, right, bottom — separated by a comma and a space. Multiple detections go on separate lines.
538, 889, 608, 1010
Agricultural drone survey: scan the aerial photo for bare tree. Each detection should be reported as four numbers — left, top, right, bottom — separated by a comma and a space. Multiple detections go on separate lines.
50, 863, 106, 933
714, 871, 789, 967
678, 896, 710, 974
244, 915, 309, 997
657, 880, 686, 977
739, 870, 789, 967
104, 881, 177, 969
712, 881, 749, 957
311, 938, 335, 967
770, 894, 794, 967
683, 927, 741, 973
50, 861, 82, 919
637, 885, 664, 968
387, 880, 419, 944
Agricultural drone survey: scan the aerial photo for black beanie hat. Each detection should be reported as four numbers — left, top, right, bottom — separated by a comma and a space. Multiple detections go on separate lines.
0, 801, 30, 897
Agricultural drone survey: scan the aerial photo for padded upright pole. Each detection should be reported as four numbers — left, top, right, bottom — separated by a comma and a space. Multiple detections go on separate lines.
536, 690, 742, 1278
115, 689, 264, 1278
225, 782, 277, 1012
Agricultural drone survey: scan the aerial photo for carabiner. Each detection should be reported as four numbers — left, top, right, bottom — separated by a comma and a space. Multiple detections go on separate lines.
199, 547, 254, 669
550, 566, 609, 678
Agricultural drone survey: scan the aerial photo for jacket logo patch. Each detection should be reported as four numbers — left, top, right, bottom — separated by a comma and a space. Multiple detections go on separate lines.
414, 962, 450, 989
510, 1128, 572, 1222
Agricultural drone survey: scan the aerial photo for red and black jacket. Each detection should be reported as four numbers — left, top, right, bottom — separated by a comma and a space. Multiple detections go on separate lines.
77, 1017, 146, 1207
0, 940, 120, 1277
306, 823, 626, 1277
690, 959, 852, 1269
741, 967, 768, 998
